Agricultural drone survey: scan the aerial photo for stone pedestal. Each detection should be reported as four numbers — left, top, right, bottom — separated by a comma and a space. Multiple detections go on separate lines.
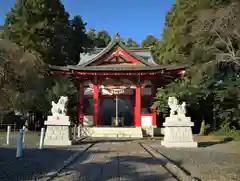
44, 115, 72, 146
161, 116, 198, 148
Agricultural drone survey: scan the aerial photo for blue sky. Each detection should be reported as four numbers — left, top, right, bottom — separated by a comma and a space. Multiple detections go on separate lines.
0, 0, 175, 43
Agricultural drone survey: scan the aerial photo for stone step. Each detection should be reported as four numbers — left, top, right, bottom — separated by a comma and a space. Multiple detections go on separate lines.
80, 127, 143, 138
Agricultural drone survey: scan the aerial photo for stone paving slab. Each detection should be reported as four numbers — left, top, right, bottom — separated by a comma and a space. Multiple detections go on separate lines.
0, 144, 89, 181
52, 141, 177, 181
148, 142, 240, 181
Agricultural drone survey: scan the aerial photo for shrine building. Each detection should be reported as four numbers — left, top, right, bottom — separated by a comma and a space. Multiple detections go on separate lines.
49, 34, 186, 137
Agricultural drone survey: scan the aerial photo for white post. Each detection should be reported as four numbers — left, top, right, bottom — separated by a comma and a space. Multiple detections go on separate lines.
16, 129, 24, 158
22, 126, 25, 143
77, 125, 81, 137
6, 125, 11, 145
39, 128, 45, 149
73, 124, 77, 139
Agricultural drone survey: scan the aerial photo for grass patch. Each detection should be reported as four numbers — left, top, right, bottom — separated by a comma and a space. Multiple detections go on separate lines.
210, 130, 240, 141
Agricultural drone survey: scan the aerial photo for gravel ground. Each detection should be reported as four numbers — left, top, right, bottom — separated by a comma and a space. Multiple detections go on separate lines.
149, 142, 240, 181
0, 144, 90, 181
0, 131, 40, 148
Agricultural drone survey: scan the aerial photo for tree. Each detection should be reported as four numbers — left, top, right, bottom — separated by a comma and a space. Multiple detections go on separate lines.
86, 29, 111, 48
141, 35, 158, 48
0, 25, 3, 38
154, 0, 240, 133
36, 77, 77, 118
68, 15, 90, 64
141, 35, 161, 60
95, 30, 111, 48
0, 39, 45, 116
4, 0, 72, 65
125, 38, 139, 47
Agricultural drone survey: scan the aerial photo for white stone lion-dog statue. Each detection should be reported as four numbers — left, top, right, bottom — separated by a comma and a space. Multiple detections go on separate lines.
168, 96, 186, 117
51, 96, 68, 116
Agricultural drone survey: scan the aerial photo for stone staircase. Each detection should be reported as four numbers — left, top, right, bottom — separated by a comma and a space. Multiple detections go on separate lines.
80, 127, 143, 138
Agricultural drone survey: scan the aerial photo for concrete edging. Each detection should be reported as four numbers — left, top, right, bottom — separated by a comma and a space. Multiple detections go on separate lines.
140, 143, 197, 181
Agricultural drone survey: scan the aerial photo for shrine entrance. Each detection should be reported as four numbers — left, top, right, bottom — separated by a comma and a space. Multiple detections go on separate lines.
50, 33, 186, 137
100, 97, 133, 127
100, 86, 134, 127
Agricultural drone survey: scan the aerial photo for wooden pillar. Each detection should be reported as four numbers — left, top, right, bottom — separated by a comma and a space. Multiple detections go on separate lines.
79, 83, 84, 126
93, 84, 99, 126
151, 85, 157, 127
134, 86, 141, 127
132, 96, 135, 126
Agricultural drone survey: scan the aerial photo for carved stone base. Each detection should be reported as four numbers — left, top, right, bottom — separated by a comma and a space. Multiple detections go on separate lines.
44, 116, 72, 146
161, 116, 198, 148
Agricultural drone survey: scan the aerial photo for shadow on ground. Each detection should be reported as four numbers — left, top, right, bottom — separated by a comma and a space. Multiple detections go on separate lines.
0, 146, 84, 181
198, 137, 233, 147
53, 151, 180, 181
75, 138, 141, 145
0, 139, 182, 181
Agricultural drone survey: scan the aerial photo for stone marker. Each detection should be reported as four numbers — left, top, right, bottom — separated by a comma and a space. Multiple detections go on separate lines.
161, 96, 198, 148
44, 96, 72, 146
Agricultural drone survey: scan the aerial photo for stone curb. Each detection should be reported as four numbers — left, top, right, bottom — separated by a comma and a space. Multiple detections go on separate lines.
72, 136, 87, 144
140, 143, 197, 181
40, 143, 94, 181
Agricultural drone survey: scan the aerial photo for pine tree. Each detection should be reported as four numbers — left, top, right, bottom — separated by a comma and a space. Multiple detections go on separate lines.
4, 0, 71, 65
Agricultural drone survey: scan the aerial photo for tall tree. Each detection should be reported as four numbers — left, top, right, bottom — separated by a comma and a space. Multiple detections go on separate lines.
4, 0, 72, 65
68, 15, 90, 64
154, 0, 240, 132
0, 39, 45, 115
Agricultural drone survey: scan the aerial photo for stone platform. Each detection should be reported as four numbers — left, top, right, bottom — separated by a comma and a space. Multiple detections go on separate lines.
161, 116, 198, 148
44, 115, 72, 146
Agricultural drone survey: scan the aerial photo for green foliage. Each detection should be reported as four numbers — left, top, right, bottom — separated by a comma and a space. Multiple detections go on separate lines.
1, 1, 90, 124
125, 38, 139, 48
36, 77, 77, 117
141, 35, 158, 48
0, 39, 45, 115
4, 0, 89, 65
86, 28, 111, 48
141, 35, 161, 61
154, 0, 240, 133
68, 15, 89, 64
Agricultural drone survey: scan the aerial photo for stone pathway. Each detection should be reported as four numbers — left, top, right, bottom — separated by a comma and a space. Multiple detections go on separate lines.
149, 142, 240, 181
2, 137, 239, 181
51, 140, 177, 181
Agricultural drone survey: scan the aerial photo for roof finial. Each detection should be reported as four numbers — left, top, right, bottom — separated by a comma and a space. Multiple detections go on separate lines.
115, 32, 120, 42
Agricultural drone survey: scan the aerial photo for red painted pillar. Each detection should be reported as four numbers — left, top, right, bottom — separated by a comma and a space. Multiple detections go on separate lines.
151, 86, 157, 127
79, 83, 84, 126
135, 86, 141, 127
93, 84, 99, 126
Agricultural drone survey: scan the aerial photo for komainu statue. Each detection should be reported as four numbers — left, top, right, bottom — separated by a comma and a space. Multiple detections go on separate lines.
168, 96, 187, 117
177, 102, 186, 116
168, 97, 179, 116
51, 96, 68, 116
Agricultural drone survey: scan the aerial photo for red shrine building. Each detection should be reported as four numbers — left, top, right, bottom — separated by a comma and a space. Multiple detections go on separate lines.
50, 34, 185, 137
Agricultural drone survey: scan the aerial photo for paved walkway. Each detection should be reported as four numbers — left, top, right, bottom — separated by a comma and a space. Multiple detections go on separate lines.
51, 140, 177, 181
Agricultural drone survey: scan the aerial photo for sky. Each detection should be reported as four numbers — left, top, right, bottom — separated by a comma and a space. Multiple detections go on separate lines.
0, 0, 175, 43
